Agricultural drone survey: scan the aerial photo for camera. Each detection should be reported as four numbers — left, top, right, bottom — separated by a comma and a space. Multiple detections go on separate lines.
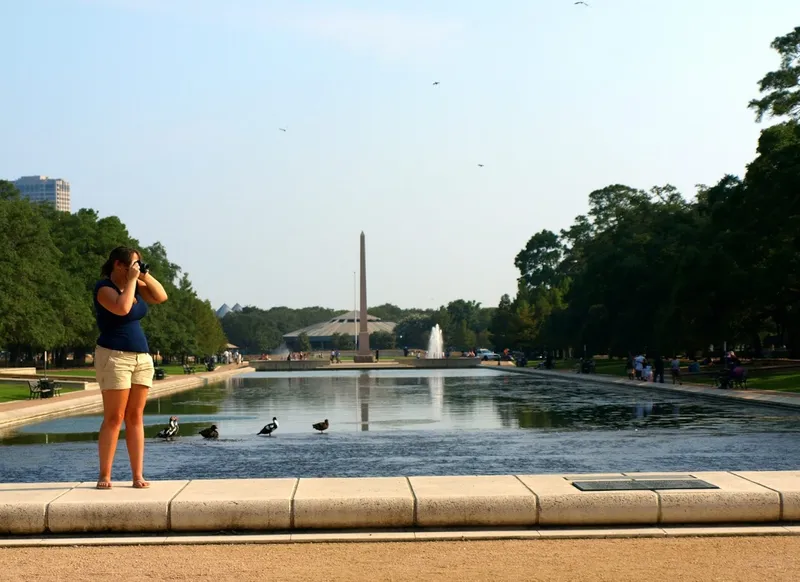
136, 260, 150, 275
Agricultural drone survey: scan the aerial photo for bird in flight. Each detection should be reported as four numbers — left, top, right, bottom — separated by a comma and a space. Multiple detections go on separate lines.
278, 127, 287, 132
477, 164, 484, 168
432, 81, 440, 86
575, 1, 589, 5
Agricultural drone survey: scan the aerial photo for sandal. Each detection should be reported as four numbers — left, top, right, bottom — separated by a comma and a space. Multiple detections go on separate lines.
96, 481, 113, 490
133, 479, 150, 489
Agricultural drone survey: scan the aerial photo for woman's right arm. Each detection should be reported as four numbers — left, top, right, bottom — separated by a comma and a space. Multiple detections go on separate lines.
96, 262, 141, 316
97, 280, 138, 316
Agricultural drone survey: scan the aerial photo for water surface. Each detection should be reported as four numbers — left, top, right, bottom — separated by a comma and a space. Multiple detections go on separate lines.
1, 369, 799, 482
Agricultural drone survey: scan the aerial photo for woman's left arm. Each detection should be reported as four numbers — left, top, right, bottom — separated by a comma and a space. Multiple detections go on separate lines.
137, 273, 169, 304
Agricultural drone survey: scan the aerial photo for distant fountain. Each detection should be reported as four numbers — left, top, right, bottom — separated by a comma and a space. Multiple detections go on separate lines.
426, 324, 445, 359
272, 343, 290, 357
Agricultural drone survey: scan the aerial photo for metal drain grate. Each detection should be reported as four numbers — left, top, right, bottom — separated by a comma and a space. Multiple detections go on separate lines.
572, 479, 719, 492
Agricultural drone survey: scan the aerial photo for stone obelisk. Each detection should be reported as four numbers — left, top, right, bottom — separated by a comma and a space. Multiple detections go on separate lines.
354, 231, 374, 363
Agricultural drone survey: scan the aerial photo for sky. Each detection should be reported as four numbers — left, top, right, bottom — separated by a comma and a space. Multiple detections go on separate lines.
1, 0, 797, 312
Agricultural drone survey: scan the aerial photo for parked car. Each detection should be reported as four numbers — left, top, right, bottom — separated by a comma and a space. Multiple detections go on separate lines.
476, 349, 501, 361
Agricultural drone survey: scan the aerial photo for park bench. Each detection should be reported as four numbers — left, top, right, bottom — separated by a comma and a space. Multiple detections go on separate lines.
27, 380, 41, 399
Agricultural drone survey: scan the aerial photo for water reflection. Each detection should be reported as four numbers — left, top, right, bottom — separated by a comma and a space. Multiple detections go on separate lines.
358, 373, 369, 432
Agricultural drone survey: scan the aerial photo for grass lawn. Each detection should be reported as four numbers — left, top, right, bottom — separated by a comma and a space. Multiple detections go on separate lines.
745, 374, 800, 392
0, 382, 82, 403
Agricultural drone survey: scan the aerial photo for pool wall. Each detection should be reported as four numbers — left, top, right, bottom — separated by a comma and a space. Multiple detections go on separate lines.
1, 471, 797, 536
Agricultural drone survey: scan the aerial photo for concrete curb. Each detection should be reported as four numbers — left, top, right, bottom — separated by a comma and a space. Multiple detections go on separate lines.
0, 366, 252, 431
500, 367, 800, 410
3, 524, 800, 547
2, 471, 799, 536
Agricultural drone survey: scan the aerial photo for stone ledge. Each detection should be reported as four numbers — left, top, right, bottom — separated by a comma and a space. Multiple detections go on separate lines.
0, 472, 792, 535
293, 477, 414, 529
47, 481, 189, 533
3, 525, 800, 547
518, 474, 659, 525
409, 475, 538, 527
170, 478, 295, 531
0, 483, 78, 535
654, 472, 780, 523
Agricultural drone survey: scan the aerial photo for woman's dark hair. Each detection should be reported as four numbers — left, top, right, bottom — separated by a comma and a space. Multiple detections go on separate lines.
100, 246, 141, 277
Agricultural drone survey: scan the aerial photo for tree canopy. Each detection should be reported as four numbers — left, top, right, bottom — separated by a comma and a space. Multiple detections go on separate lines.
489, 27, 800, 359
0, 188, 227, 365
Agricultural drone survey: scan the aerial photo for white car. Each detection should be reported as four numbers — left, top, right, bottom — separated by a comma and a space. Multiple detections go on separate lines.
476, 349, 500, 361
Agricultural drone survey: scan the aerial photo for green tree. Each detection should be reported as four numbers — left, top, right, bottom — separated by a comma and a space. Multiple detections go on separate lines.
331, 332, 355, 350
370, 330, 396, 350
450, 320, 476, 350
750, 26, 800, 121
297, 332, 312, 352
394, 314, 435, 348
0, 193, 68, 353
368, 303, 409, 322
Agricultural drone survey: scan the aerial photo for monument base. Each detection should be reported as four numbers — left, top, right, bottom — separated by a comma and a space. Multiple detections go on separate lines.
353, 354, 375, 363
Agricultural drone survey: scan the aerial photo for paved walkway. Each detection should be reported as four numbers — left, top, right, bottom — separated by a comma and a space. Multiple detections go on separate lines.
2, 537, 799, 581
499, 366, 800, 410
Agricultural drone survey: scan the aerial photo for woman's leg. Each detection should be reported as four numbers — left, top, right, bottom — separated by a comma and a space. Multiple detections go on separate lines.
98, 389, 130, 486
124, 385, 150, 486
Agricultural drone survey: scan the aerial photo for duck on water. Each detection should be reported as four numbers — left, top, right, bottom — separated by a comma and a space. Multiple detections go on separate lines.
199, 425, 219, 439
156, 416, 179, 439
258, 417, 279, 436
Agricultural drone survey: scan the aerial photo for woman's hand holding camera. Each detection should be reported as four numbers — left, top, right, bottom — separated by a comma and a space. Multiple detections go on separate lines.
127, 260, 141, 282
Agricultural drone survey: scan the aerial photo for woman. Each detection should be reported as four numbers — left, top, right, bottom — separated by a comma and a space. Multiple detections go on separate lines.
94, 246, 168, 489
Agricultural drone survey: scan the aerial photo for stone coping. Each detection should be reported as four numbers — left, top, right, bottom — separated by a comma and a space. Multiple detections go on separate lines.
503, 367, 800, 410
249, 359, 481, 372
4, 524, 800, 547
1, 471, 798, 536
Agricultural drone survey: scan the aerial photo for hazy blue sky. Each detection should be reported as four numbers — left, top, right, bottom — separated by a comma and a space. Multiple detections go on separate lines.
1, 0, 796, 312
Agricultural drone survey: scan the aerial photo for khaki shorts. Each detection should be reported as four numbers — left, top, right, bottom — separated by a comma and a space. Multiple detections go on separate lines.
94, 345, 154, 390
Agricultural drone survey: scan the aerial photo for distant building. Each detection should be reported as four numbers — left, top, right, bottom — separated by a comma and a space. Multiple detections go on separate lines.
216, 303, 243, 318
13, 175, 71, 212
283, 310, 396, 351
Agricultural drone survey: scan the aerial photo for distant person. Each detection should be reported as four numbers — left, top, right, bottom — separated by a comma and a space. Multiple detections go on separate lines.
671, 356, 681, 384
643, 364, 653, 382
330, 349, 335, 363
375, 349, 380, 361
634, 353, 645, 380
626, 354, 635, 380
94, 246, 168, 490
654, 355, 665, 384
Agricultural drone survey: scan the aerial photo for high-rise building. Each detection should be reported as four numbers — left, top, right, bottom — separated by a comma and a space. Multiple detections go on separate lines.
13, 175, 71, 212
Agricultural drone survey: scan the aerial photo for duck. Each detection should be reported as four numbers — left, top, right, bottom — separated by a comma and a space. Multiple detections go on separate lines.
312, 419, 329, 433
156, 416, 179, 439
258, 417, 279, 437
199, 424, 219, 439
